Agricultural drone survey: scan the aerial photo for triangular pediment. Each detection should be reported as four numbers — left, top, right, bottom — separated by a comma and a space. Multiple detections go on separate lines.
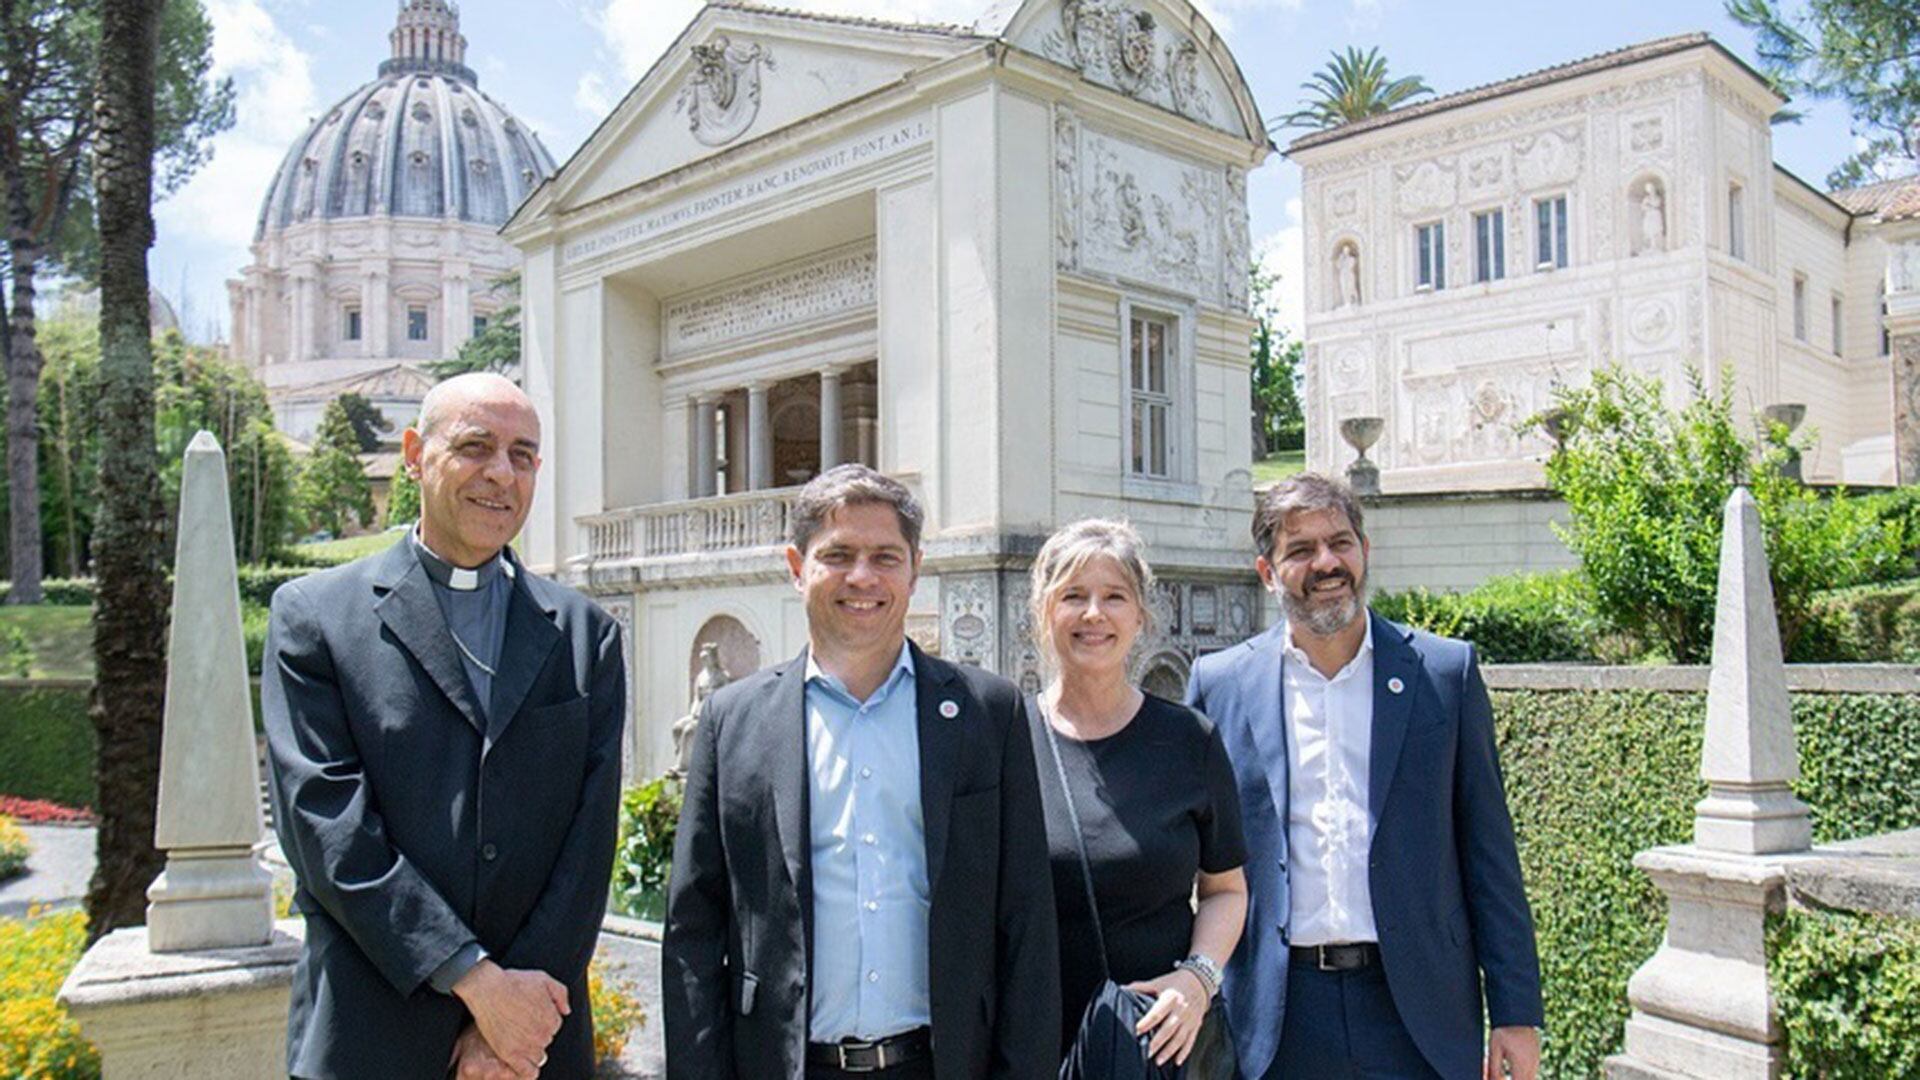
541, 5, 982, 215
994, 0, 1264, 141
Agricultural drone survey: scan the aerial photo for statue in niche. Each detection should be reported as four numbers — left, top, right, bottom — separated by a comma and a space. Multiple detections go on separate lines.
1334, 244, 1361, 309
1637, 181, 1666, 255
669, 644, 731, 777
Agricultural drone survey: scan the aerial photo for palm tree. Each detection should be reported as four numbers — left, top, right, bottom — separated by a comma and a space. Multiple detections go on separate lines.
86, 0, 170, 942
1275, 46, 1434, 132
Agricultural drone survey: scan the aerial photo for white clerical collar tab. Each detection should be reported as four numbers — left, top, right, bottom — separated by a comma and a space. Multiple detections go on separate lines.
448, 566, 479, 591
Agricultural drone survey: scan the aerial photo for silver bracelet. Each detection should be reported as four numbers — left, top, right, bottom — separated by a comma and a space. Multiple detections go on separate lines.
1176, 954, 1221, 1000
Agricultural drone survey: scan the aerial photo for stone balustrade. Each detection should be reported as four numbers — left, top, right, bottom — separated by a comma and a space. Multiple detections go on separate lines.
580, 487, 799, 563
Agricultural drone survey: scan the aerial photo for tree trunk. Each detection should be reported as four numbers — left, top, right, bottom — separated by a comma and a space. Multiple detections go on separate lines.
5, 201, 45, 604
85, 0, 168, 944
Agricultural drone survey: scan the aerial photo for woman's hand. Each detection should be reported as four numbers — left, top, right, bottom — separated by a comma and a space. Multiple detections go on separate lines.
1123, 967, 1212, 1066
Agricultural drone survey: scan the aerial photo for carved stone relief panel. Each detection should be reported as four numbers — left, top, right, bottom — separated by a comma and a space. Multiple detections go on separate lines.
1463, 150, 1506, 199
1037, 0, 1231, 133
1223, 168, 1251, 312
663, 245, 876, 358
593, 595, 638, 776
999, 573, 1043, 693
1514, 127, 1583, 191
1131, 577, 1262, 694
1325, 181, 1363, 224
1078, 129, 1222, 300
1397, 319, 1583, 467
1056, 108, 1081, 271
676, 35, 775, 147
1394, 159, 1457, 218
941, 572, 999, 670
1622, 105, 1674, 164
1591, 113, 1618, 263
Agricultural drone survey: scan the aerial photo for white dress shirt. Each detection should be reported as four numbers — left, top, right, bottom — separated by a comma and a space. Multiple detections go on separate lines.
1280, 618, 1378, 946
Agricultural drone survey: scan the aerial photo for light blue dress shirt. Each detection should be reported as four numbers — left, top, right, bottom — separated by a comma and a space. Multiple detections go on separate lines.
805, 640, 931, 1041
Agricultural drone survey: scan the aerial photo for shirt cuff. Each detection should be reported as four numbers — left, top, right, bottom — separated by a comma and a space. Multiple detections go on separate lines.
428, 941, 488, 995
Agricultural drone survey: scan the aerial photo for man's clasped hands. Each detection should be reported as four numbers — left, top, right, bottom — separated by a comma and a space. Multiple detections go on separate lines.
448, 959, 573, 1079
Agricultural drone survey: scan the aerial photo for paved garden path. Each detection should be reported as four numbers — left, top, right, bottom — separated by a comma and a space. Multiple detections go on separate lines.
0, 824, 95, 916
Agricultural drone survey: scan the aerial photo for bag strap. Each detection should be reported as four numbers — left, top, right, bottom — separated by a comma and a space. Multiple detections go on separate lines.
1037, 698, 1111, 983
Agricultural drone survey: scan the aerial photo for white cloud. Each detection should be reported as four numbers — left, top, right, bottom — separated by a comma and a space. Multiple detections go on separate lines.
574, 70, 616, 118
1346, 0, 1382, 33
1192, 0, 1304, 31
1255, 196, 1305, 341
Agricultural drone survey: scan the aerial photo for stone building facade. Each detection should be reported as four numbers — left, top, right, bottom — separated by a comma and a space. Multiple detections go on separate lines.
227, 0, 557, 443
505, 0, 1272, 778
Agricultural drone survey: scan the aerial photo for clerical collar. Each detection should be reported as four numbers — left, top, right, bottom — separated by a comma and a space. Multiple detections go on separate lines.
410, 526, 515, 592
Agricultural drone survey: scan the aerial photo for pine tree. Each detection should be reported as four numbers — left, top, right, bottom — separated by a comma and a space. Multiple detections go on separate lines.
296, 398, 375, 537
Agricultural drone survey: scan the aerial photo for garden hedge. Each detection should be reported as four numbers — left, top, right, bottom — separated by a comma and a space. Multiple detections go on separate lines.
1770, 906, 1920, 1079
0, 565, 315, 609
0, 685, 95, 808
1494, 688, 1920, 1078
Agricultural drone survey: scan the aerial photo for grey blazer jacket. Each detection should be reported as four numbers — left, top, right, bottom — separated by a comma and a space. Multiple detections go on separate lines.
662, 643, 1060, 1080
262, 538, 626, 1079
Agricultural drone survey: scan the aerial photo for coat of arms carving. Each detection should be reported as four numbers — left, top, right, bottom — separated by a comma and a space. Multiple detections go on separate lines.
677, 35, 775, 147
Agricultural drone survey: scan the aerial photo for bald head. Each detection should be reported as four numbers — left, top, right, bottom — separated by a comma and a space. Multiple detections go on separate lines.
416, 372, 536, 442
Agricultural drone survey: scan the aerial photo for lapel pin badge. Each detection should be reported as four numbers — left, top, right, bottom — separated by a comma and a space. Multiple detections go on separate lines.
1387, 677, 1405, 695
939, 700, 960, 719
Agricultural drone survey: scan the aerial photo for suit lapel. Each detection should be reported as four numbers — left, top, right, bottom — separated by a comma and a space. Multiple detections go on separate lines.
1241, 626, 1292, 838
372, 541, 486, 735
766, 652, 812, 908
1368, 613, 1422, 822
484, 561, 563, 748
912, 644, 962, 897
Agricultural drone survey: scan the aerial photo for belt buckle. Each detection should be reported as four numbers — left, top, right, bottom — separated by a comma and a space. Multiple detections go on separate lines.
837, 1040, 886, 1073
1316, 945, 1338, 972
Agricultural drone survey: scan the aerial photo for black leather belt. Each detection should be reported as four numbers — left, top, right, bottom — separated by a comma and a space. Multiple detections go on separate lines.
1291, 942, 1381, 971
807, 1027, 932, 1073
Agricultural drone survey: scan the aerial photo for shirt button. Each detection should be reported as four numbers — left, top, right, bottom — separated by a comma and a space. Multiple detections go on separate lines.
481, 843, 497, 861
867, 971, 879, 983
866, 901, 879, 912
862, 833, 877, 845
860, 767, 873, 779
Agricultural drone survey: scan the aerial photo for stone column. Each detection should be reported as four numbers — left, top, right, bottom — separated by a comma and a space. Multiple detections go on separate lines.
747, 382, 772, 491
289, 268, 314, 362
1886, 241, 1920, 484
444, 261, 473, 353
819, 367, 844, 471
366, 262, 391, 358
693, 394, 719, 498
1605, 488, 1813, 1080
856, 415, 877, 469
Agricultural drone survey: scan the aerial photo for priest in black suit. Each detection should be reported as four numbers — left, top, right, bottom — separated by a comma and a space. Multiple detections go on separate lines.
264, 373, 625, 1079
663, 464, 1059, 1080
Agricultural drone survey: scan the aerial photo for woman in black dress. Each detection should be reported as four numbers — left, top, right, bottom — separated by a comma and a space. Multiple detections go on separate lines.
1026, 518, 1249, 1073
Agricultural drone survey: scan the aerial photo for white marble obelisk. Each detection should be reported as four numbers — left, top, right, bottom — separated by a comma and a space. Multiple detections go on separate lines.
145, 430, 275, 951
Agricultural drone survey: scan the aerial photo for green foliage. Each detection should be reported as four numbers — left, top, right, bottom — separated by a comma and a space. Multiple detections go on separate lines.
589, 959, 646, 1067
333, 392, 393, 453
1371, 571, 1611, 663
386, 466, 420, 528
0, 684, 96, 807
0, 626, 29, 678
1497, 689, 1920, 1077
1794, 578, 1920, 662
295, 399, 375, 538
1531, 366, 1905, 662
154, 330, 298, 564
431, 272, 522, 378
0, 817, 29, 881
1771, 907, 1920, 1079
35, 317, 103, 579
1248, 262, 1303, 455
234, 564, 312, 607
613, 775, 684, 922
0, 908, 101, 1079
1727, 0, 1920, 187
1275, 46, 1433, 131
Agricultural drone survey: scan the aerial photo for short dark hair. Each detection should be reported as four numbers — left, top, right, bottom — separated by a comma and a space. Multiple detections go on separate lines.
1252, 472, 1366, 559
789, 464, 924, 554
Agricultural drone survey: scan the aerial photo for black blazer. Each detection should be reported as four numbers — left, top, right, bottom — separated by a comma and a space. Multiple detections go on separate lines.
262, 539, 626, 1079
662, 643, 1060, 1080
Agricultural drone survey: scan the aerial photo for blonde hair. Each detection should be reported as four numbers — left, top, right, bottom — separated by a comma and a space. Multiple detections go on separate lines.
1027, 518, 1156, 671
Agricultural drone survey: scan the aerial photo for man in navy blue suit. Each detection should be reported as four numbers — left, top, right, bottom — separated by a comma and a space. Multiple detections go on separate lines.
1187, 473, 1542, 1079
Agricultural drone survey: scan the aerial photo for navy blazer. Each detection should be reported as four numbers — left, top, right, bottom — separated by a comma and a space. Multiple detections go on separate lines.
1186, 613, 1542, 1080
263, 539, 626, 1079
662, 644, 1060, 1080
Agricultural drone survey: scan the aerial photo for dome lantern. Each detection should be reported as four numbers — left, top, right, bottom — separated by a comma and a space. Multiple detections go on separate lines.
381, 0, 474, 85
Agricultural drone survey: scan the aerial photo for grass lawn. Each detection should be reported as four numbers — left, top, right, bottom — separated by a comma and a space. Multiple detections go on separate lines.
0, 605, 93, 679
291, 527, 405, 566
1251, 448, 1306, 488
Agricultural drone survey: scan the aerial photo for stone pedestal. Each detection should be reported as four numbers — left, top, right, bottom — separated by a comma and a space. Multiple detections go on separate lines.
58, 921, 303, 1079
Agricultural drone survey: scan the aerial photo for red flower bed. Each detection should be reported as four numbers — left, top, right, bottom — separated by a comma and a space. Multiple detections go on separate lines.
0, 794, 94, 824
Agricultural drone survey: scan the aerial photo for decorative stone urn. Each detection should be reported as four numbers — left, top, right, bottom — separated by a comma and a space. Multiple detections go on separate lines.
1339, 416, 1384, 496
1761, 403, 1806, 483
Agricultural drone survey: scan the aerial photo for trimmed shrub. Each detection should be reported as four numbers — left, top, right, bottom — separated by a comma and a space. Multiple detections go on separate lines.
0, 685, 95, 808
0, 818, 29, 881
1372, 571, 1609, 663
1792, 578, 1920, 663
0, 580, 96, 606
1770, 906, 1920, 1079
0, 908, 100, 1079
1494, 689, 1920, 1078
235, 564, 314, 608
613, 775, 683, 922
589, 959, 646, 1068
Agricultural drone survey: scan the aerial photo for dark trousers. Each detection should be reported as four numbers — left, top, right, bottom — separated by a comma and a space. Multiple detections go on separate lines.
1264, 961, 1444, 1080
806, 1058, 935, 1080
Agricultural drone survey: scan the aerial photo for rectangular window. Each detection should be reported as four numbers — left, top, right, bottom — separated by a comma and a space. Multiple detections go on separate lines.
1128, 313, 1173, 478
1535, 196, 1568, 269
344, 307, 361, 342
1728, 183, 1746, 260
1416, 221, 1445, 290
1831, 295, 1843, 355
407, 306, 429, 342
472, 314, 489, 338
1473, 209, 1505, 283
1793, 274, 1808, 341
1882, 281, 1892, 356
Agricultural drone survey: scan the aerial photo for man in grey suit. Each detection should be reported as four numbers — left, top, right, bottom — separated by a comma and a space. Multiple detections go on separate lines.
264, 373, 626, 1079
663, 464, 1059, 1080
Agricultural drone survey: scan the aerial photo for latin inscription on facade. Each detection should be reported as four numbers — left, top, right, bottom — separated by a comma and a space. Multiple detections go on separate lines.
664, 246, 876, 357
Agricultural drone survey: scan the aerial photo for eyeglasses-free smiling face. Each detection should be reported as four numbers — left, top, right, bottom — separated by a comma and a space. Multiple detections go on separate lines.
1043, 555, 1145, 680
403, 380, 541, 569
785, 501, 921, 659
1257, 507, 1369, 637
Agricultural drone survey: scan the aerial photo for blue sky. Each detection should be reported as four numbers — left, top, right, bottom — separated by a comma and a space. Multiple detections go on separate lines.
152, 0, 1863, 343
